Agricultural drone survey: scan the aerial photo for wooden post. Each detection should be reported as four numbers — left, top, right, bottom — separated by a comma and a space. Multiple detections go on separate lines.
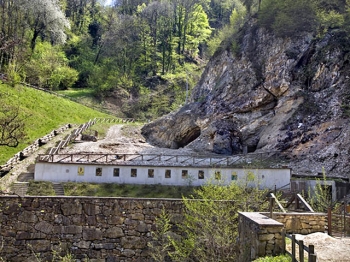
269, 197, 275, 218
292, 234, 296, 262
308, 245, 315, 262
282, 229, 286, 254
344, 202, 347, 237
299, 240, 304, 262
328, 207, 332, 236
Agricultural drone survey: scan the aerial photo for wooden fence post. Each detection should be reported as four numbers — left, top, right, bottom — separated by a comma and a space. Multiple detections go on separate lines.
282, 229, 286, 254
292, 234, 296, 262
308, 245, 315, 262
269, 197, 275, 218
328, 207, 332, 236
299, 240, 304, 262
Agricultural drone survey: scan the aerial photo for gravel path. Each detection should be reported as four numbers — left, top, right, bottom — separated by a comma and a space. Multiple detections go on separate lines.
287, 232, 350, 262
60, 124, 195, 156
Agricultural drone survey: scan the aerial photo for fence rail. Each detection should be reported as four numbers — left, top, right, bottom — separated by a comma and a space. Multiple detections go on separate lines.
0, 117, 134, 176
36, 151, 281, 167
282, 232, 317, 262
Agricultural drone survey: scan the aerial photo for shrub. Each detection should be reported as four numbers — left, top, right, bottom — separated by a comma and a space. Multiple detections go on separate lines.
259, 0, 318, 37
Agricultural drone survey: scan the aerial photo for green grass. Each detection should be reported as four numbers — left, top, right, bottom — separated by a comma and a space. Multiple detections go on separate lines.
57, 88, 96, 99
0, 83, 111, 164
63, 182, 197, 198
26, 181, 56, 196
254, 255, 292, 262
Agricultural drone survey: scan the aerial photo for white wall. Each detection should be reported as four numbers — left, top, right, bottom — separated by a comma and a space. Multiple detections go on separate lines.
303, 180, 336, 201
35, 163, 291, 189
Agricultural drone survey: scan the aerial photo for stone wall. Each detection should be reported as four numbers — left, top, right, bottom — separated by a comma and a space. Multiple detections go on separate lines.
270, 212, 327, 234
238, 212, 284, 262
238, 212, 327, 262
0, 196, 183, 262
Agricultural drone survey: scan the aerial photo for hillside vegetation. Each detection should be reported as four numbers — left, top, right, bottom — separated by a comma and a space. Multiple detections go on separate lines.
0, 83, 110, 164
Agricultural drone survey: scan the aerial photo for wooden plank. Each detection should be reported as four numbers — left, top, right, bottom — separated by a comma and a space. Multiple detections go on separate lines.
297, 194, 315, 212
270, 193, 287, 213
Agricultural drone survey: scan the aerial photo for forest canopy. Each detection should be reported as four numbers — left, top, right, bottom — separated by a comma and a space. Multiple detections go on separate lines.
1, 0, 350, 120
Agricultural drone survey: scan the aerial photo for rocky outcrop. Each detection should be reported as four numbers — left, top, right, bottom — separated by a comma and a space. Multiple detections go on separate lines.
142, 20, 350, 178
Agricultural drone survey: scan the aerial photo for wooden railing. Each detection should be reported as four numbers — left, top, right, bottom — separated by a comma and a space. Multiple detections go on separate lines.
285, 193, 315, 212
282, 232, 317, 262
0, 117, 134, 176
0, 124, 72, 175
36, 151, 281, 167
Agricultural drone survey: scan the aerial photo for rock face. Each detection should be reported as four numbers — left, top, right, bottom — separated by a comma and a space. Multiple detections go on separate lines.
141, 20, 350, 178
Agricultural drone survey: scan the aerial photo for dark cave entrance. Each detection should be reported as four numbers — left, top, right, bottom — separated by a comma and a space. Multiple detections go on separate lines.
173, 126, 201, 149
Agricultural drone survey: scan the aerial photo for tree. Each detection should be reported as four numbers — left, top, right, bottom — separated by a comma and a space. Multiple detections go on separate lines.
150, 172, 270, 262
19, 0, 71, 50
0, 92, 26, 147
24, 41, 78, 90
258, 0, 318, 37
308, 168, 335, 212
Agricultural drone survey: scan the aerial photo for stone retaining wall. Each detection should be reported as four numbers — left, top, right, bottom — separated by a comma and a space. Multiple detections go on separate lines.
238, 212, 284, 262
270, 212, 327, 234
0, 196, 183, 261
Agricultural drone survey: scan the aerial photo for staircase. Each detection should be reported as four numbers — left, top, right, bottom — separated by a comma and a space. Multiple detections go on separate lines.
52, 183, 65, 196
12, 183, 29, 196
17, 173, 34, 182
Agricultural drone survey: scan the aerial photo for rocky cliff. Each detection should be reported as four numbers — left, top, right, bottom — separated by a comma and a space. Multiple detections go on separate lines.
141, 20, 350, 178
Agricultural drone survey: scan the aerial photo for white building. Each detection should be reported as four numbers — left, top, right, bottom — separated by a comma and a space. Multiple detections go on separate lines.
35, 153, 291, 189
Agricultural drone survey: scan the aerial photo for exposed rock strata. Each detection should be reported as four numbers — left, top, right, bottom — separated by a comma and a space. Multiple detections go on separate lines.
142, 21, 350, 178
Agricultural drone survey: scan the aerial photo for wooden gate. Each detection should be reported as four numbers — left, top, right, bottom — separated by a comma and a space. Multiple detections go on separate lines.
328, 204, 350, 237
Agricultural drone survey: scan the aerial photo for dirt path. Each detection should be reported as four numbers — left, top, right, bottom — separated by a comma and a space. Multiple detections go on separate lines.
60, 124, 195, 156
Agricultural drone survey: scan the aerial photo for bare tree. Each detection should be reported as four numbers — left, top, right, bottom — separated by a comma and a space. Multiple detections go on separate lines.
0, 93, 26, 147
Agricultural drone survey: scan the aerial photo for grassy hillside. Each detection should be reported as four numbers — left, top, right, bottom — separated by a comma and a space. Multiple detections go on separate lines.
0, 83, 111, 164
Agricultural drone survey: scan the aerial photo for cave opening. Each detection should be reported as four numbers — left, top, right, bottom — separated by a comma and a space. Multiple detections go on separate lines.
173, 126, 201, 149
247, 145, 257, 153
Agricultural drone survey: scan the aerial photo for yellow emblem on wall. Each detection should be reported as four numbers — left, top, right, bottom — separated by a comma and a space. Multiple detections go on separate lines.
78, 166, 84, 176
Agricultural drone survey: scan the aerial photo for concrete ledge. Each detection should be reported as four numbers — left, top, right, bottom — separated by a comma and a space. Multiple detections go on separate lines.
239, 212, 284, 226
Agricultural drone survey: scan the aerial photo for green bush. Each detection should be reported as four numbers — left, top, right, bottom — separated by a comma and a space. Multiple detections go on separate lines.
254, 255, 292, 262
24, 41, 78, 90
259, 0, 318, 37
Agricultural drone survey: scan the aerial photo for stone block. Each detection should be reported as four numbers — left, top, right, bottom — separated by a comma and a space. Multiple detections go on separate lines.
26, 240, 51, 252
54, 214, 70, 225
18, 211, 38, 223
84, 203, 97, 216
93, 243, 115, 250
83, 228, 102, 240
136, 221, 148, 233
258, 234, 275, 241
35, 221, 53, 234
127, 230, 140, 236
60, 225, 83, 234
122, 249, 136, 257
86, 215, 97, 225
105, 227, 124, 238
131, 213, 144, 220
61, 201, 82, 216
16, 231, 46, 240
121, 236, 146, 249
73, 241, 91, 249
108, 216, 125, 225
